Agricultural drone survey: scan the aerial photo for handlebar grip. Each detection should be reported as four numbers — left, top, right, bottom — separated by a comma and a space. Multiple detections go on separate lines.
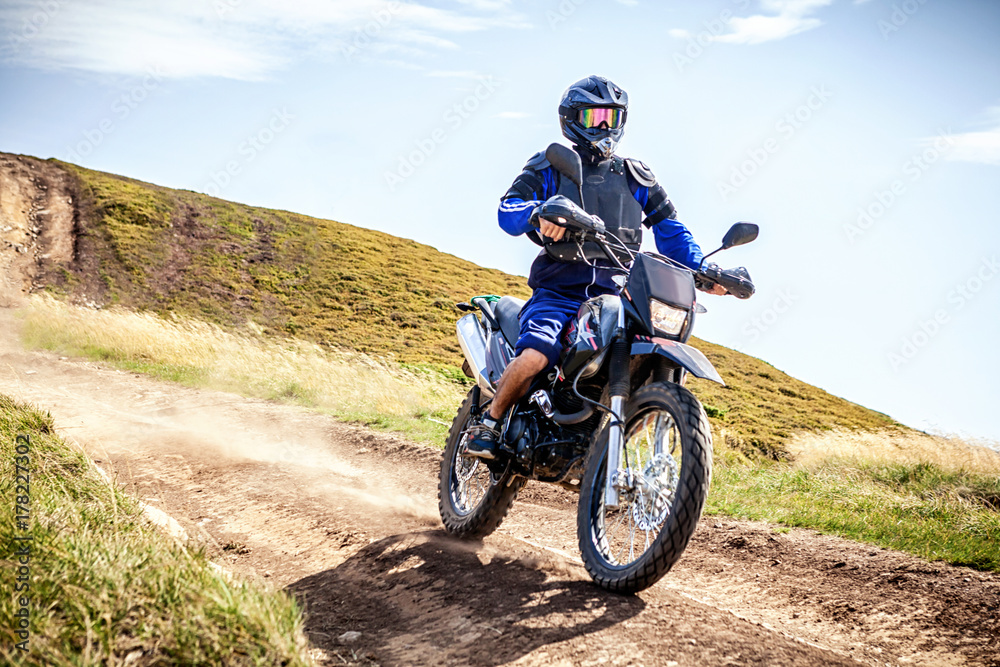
699, 265, 756, 299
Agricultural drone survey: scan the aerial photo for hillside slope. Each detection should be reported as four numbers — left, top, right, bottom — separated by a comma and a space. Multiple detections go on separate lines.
0, 152, 899, 455
1, 152, 531, 365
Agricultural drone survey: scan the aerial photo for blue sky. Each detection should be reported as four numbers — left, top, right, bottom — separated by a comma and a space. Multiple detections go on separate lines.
1, 0, 998, 442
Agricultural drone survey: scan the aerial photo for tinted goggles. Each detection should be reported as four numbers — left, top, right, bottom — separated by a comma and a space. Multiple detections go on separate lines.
578, 106, 624, 129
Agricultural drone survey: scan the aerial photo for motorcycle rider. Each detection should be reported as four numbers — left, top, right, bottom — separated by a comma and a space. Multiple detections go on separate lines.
467, 75, 726, 460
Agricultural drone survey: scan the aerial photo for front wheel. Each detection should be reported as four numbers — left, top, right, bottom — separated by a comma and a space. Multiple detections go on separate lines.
577, 383, 712, 594
439, 389, 525, 539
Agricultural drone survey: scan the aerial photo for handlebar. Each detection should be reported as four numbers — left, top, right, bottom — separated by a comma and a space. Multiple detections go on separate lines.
532, 195, 756, 299
696, 264, 755, 299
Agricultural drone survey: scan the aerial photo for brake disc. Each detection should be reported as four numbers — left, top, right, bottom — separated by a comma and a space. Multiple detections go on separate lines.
631, 452, 678, 531
455, 434, 480, 483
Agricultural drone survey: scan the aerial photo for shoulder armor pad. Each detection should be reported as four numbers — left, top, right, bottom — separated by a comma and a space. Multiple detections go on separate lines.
625, 158, 656, 187
524, 150, 550, 171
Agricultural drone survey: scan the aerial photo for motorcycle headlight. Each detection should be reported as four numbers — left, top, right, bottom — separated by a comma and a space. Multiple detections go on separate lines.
649, 299, 688, 337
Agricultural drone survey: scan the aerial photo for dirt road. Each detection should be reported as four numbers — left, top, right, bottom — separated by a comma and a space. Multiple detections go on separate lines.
1, 310, 997, 666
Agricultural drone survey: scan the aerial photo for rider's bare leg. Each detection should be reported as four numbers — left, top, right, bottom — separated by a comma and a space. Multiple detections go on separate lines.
487, 348, 549, 421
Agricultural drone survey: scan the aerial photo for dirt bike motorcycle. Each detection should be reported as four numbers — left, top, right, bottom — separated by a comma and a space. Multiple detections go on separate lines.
439, 144, 758, 593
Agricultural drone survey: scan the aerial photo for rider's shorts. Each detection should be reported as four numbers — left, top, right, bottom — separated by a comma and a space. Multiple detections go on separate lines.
515, 287, 582, 368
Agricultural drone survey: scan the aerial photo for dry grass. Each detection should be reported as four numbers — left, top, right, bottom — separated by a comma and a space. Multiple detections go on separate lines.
786, 429, 1000, 475
19, 295, 465, 441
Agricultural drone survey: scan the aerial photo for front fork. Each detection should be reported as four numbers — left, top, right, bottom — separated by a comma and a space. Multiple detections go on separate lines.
604, 299, 630, 509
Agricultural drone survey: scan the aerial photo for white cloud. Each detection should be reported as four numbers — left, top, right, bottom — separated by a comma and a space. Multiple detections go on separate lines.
712, 0, 833, 45
376, 58, 426, 71
937, 108, 1000, 166
0, 1, 285, 80
0, 0, 528, 80
667, 28, 690, 39
452, 0, 513, 10
713, 14, 823, 44
385, 29, 462, 51
759, 0, 832, 13
946, 129, 1000, 165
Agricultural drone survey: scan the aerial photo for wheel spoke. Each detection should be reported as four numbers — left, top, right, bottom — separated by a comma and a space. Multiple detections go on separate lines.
450, 430, 493, 516
595, 406, 682, 568
608, 505, 627, 535
628, 511, 637, 562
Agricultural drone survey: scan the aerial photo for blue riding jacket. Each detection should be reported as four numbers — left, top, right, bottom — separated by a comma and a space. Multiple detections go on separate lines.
498, 160, 704, 303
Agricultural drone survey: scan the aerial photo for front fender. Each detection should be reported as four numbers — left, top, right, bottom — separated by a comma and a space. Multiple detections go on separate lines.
631, 336, 725, 386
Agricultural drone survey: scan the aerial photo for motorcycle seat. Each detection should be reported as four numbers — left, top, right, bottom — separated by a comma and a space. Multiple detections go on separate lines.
495, 296, 526, 348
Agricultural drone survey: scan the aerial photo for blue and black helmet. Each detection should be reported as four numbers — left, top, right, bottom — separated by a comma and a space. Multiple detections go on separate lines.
558, 75, 628, 159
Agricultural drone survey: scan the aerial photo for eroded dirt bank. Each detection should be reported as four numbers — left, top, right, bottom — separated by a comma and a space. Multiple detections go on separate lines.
0, 310, 997, 666
0, 154, 80, 304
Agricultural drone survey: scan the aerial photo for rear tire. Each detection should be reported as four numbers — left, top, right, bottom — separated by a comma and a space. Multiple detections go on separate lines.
577, 382, 712, 594
439, 389, 525, 539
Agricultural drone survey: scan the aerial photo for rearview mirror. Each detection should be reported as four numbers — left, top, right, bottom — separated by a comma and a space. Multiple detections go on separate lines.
545, 143, 583, 186
722, 222, 759, 249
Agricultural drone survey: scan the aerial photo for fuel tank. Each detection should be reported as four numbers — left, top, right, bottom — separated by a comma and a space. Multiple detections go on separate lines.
560, 294, 620, 380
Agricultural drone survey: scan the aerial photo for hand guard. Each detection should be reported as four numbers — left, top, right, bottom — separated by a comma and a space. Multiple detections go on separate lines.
696, 263, 756, 299
531, 195, 605, 234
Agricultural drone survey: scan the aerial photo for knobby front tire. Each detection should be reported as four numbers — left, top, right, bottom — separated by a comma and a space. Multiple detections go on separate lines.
577, 382, 712, 594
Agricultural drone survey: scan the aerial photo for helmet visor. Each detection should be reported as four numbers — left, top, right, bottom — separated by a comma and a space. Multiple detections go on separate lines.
578, 107, 624, 130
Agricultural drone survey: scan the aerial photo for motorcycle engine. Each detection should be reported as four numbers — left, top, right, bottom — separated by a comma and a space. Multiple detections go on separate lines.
533, 442, 581, 481
553, 382, 605, 438
503, 413, 533, 462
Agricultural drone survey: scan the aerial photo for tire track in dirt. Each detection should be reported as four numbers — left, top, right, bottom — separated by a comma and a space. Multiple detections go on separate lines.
0, 309, 997, 666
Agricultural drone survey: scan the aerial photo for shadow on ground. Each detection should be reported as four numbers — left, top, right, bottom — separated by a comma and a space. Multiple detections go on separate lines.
288, 530, 645, 665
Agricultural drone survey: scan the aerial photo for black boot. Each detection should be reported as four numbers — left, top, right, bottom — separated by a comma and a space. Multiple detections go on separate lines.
465, 415, 501, 460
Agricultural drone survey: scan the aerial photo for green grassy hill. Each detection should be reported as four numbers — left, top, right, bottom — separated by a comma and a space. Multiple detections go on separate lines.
17, 155, 899, 457
50, 158, 531, 366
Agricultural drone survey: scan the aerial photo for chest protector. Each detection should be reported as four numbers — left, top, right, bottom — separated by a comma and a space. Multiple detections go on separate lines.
544, 155, 643, 264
